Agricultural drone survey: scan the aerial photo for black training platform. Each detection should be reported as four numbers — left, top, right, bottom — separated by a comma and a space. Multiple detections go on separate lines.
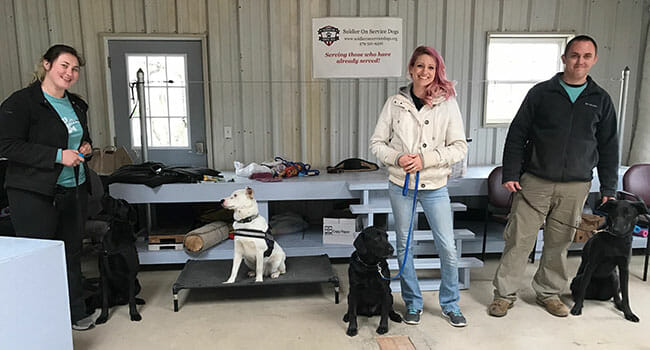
172, 254, 340, 311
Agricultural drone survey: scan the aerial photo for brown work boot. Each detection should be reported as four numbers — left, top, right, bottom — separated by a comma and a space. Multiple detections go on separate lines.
488, 298, 513, 317
536, 298, 569, 317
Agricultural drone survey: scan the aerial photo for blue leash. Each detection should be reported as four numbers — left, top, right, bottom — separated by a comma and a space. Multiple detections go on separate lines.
381, 171, 419, 281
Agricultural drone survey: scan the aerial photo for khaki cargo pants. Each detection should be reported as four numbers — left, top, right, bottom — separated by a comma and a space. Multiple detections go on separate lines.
492, 172, 591, 302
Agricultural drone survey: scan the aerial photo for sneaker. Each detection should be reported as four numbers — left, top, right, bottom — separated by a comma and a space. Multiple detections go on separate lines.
72, 309, 100, 331
442, 310, 467, 327
403, 308, 422, 325
536, 297, 569, 317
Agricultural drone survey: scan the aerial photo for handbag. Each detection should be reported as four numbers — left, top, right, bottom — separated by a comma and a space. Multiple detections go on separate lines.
87, 146, 134, 176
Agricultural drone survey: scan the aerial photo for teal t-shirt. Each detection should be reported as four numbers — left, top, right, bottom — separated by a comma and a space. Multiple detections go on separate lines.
43, 91, 86, 187
559, 79, 587, 103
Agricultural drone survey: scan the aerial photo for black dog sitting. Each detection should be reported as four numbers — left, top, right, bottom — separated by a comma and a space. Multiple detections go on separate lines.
87, 194, 145, 324
343, 226, 402, 337
570, 199, 648, 322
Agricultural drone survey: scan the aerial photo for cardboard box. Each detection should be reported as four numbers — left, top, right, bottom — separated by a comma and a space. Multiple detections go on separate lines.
323, 217, 361, 245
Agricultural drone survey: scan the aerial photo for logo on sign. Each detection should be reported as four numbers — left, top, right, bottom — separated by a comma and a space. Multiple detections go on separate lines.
318, 25, 340, 46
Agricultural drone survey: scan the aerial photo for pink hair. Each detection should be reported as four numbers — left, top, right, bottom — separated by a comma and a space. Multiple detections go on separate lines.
408, 46, 456, 105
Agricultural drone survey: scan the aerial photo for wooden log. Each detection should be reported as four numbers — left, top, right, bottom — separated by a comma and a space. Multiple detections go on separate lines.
184, 221, 231, 253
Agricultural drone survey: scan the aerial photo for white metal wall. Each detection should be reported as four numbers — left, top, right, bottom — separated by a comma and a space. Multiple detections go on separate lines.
0, 0, 648, 170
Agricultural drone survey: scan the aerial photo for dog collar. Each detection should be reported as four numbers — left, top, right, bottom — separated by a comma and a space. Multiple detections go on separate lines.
236, 214, 259, 223
356, 254, 381, 270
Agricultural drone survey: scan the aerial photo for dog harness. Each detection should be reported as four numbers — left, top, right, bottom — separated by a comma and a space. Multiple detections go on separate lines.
233, 215, 275, 257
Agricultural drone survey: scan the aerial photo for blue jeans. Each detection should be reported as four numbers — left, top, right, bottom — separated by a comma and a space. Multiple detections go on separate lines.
388, 182, 460, 313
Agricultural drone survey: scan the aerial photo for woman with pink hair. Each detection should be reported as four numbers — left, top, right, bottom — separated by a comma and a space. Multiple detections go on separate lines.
370, 46, 468, 327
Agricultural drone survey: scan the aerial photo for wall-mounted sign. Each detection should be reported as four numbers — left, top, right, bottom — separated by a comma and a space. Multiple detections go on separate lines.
312, 17, 403, 78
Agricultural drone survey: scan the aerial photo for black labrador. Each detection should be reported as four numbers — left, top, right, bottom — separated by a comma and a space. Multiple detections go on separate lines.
343, 226, 402, 337
570, 199, 648, 322
88, 196, 145, 324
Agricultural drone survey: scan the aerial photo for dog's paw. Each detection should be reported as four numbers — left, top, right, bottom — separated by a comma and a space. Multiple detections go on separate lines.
570, 305, 582, 316
95, 315, 108, 325
130, 313, 142, 322
376, 325, 388, 335
255, 278, 263, 283
346, 326, 358, 337
270, 272, 280, 278
223, 279, 235, 284
624, 313, 640, 322
247, 271, 256, 277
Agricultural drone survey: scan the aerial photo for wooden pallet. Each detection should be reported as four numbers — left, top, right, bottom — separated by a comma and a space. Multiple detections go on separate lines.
148, 234, 185, 244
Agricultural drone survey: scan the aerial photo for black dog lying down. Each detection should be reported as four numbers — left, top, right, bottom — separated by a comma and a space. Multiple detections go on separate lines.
343, 226, 402, 336
570, 199, 648, 322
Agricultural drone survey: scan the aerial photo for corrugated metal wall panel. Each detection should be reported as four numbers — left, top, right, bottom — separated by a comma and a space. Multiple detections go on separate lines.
269, 0, 301, 161
300, 0, 329, 166
207, 0, 242, 168
557, 0, 588, 31
607, 0, 644, 163
529, 0, 557, 31
177, 0, 207, 34
144, 0, 176, 33
111, 0, 146, 33
46, 0, 88, 100
0, 0, 647, 170
467, 0, 501, 165
79, 0, 113, 146
13, 0, 49, 86
78, 0, 113, 144
238, 0, 273, 164
0, 0, 21, 100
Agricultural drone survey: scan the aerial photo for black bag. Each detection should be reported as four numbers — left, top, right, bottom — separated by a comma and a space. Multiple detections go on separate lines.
106, 162, 222, 187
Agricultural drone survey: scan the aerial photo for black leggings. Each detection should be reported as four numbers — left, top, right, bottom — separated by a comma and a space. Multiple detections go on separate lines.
8, 184, 88, 322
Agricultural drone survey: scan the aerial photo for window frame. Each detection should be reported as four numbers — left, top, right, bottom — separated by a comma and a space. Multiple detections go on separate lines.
483, 32, 574, 128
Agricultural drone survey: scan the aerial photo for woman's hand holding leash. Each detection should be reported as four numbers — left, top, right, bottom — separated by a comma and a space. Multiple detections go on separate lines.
78, 141, 92, 157
398, 154, 422, 174
61, 149, 85, 167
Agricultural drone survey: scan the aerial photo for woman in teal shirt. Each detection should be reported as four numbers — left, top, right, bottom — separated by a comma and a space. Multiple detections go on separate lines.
0, 45, 95, 330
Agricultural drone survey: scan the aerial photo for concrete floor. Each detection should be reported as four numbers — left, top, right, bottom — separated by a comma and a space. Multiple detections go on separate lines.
73, 254, 650, 350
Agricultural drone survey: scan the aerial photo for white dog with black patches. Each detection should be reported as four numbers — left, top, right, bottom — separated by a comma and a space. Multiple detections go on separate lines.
222, 187, 286, 283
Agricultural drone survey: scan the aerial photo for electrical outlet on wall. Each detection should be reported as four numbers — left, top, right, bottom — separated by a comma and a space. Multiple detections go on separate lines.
224, 126, 232, 139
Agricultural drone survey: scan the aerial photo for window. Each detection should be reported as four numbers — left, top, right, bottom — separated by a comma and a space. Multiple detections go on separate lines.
483, 32, 573, 127
127, 54, 189, 148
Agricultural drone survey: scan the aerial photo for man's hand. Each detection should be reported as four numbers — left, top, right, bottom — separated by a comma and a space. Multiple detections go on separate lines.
503, 181, 522, 193
398, 154, 422, 174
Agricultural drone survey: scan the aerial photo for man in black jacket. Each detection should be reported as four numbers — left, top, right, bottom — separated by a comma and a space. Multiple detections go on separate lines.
488, 35, 618, 318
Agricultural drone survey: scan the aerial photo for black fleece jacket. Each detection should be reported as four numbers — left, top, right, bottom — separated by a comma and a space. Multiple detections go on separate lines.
502, 73, 618, 197
0, 82, 92, 196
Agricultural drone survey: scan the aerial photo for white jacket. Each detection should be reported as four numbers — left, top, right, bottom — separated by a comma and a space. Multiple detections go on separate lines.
369, 86, 467, 190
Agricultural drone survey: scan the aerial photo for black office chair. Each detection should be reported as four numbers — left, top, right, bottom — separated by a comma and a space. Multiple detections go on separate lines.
482, 166, 537, 263
622, 163, 650, 281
